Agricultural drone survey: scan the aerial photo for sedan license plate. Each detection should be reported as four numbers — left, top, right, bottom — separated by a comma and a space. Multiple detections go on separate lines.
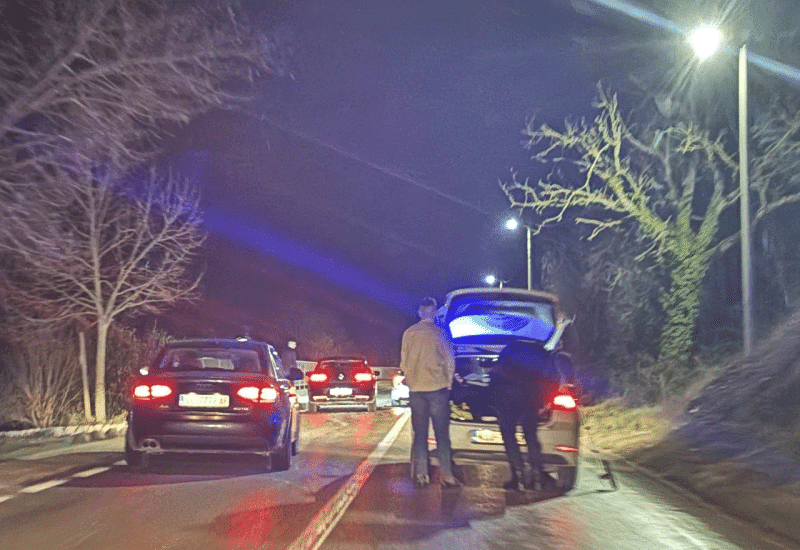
329, 387, 353, 397
179, 393, 230, 408
470, 429, 527, 445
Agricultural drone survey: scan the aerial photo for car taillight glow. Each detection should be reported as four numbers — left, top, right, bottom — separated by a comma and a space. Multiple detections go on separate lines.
353, 372, 374, 382
237, 385, 278, 403
133, 383, 172, 400
552, 392, 577, 410
309, 372, 328, 383
555, 445, 579, 453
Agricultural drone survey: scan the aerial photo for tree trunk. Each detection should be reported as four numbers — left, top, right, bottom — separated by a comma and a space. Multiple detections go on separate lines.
94, 320, 110, 423
658, 252, 709, 366
79, 331, 93, 422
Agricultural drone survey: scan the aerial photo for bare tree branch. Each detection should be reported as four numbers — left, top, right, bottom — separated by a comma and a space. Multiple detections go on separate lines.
0, 0, 286, 184
0, 164, 205, 421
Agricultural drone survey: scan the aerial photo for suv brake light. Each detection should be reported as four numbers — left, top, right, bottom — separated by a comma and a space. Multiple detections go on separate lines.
551, 388, 577, 411
237, 385, 278, 404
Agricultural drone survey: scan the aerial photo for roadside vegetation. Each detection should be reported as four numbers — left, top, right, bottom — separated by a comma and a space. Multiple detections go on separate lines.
0, 0, 286, 424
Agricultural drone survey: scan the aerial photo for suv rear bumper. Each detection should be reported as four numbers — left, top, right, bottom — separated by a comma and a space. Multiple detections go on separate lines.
448, 409, 580, 470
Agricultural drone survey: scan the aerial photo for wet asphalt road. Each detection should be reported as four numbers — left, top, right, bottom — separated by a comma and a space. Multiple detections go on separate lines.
0, 399, 797, 550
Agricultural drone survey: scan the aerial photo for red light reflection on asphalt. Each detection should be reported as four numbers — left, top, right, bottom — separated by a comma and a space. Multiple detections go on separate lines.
222, 493, 278, 550
350, 412, 376, 450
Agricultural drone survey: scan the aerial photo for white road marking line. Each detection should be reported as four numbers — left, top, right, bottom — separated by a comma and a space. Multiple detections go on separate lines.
285, 408, 411, 550
19, 479, 69, 493
113, 460, 127, 466
71, 466, 110, 478
0, 495, 15, 504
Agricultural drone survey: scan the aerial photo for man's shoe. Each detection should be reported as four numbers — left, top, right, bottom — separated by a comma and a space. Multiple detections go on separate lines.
414, 474, 430, 488
440, 475, 460, 488
503, 470, 525, 491
524, 469, 543, 492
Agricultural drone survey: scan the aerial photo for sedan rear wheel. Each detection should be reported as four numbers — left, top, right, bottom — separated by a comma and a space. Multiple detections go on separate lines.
367, 399, 377, 412
307, 401, 318, 413
125, 433, 149, 469
270, 426, 292, 472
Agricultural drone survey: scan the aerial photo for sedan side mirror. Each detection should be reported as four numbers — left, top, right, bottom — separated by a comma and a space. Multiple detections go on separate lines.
287, 367, 304, 381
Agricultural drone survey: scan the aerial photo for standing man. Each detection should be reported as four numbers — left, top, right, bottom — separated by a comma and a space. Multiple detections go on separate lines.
490, 338, 560, 491
400, 296, 458, 488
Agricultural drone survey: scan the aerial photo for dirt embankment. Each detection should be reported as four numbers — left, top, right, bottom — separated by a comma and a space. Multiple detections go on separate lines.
581, 310, 800, 543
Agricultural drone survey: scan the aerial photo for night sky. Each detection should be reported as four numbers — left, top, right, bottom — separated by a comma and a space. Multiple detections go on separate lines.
162, 0, 783, 358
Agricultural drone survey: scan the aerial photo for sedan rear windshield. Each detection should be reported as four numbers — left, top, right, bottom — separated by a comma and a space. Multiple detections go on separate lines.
155, 348, 263, 373
318, 360, 367, 372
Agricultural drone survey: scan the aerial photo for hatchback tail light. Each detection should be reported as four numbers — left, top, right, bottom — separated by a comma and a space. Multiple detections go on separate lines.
237, 385, 278, 404
353, 372, 374, 383
550, 387, 577, 411
351, 365, 375, 384
308, 372, 328, 383
133, 382, 173, 401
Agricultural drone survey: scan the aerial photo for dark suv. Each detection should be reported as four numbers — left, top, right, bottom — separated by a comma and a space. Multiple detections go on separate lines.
125, 338, 304, 470
306, 357, 378, 412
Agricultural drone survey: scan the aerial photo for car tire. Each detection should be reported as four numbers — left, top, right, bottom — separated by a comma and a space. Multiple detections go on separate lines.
557, 465, 577, 492
291, 439, 299, 456
125, 433, 148, 469
367, 399, 377, 412
307, 402, 318, 413
271, 428, 292, 472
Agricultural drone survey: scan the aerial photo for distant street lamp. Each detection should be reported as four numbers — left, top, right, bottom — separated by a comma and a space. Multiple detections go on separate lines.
688, 25, 753, 354
484, 274, 505, 289
504, 217, 533, 290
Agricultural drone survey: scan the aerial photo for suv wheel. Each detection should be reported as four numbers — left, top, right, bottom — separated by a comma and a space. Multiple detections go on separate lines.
557, 466, 577, 492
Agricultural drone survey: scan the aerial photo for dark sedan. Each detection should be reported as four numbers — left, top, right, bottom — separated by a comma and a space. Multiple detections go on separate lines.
125, 338, 304, 471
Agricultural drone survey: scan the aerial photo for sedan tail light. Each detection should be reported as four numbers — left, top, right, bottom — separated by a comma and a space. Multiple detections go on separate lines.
237, 385, 278, 404
133, 382, 173, 401
308, 372, 328, 383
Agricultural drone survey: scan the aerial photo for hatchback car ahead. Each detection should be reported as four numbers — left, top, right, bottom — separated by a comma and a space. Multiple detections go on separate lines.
126, 338, 304, 470
306, 357, 378, 412
436, 288, 581, 492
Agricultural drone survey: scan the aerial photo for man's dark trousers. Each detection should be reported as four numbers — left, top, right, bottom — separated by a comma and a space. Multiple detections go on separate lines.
491, 380, 543, 483
409, 387, 454, 479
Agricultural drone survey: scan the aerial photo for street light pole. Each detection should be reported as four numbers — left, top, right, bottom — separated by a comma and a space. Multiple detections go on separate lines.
526, 227, 532, 290
688, 26, 753, 355
739, 43, 753, 355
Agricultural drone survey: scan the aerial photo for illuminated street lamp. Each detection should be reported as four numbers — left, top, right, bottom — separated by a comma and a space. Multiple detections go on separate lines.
504, 216, 533, 290
689, 25, 753, 354
484, 274, 506, 289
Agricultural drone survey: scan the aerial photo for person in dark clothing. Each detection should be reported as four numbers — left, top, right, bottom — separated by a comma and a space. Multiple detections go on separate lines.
490, 338, 560, 491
